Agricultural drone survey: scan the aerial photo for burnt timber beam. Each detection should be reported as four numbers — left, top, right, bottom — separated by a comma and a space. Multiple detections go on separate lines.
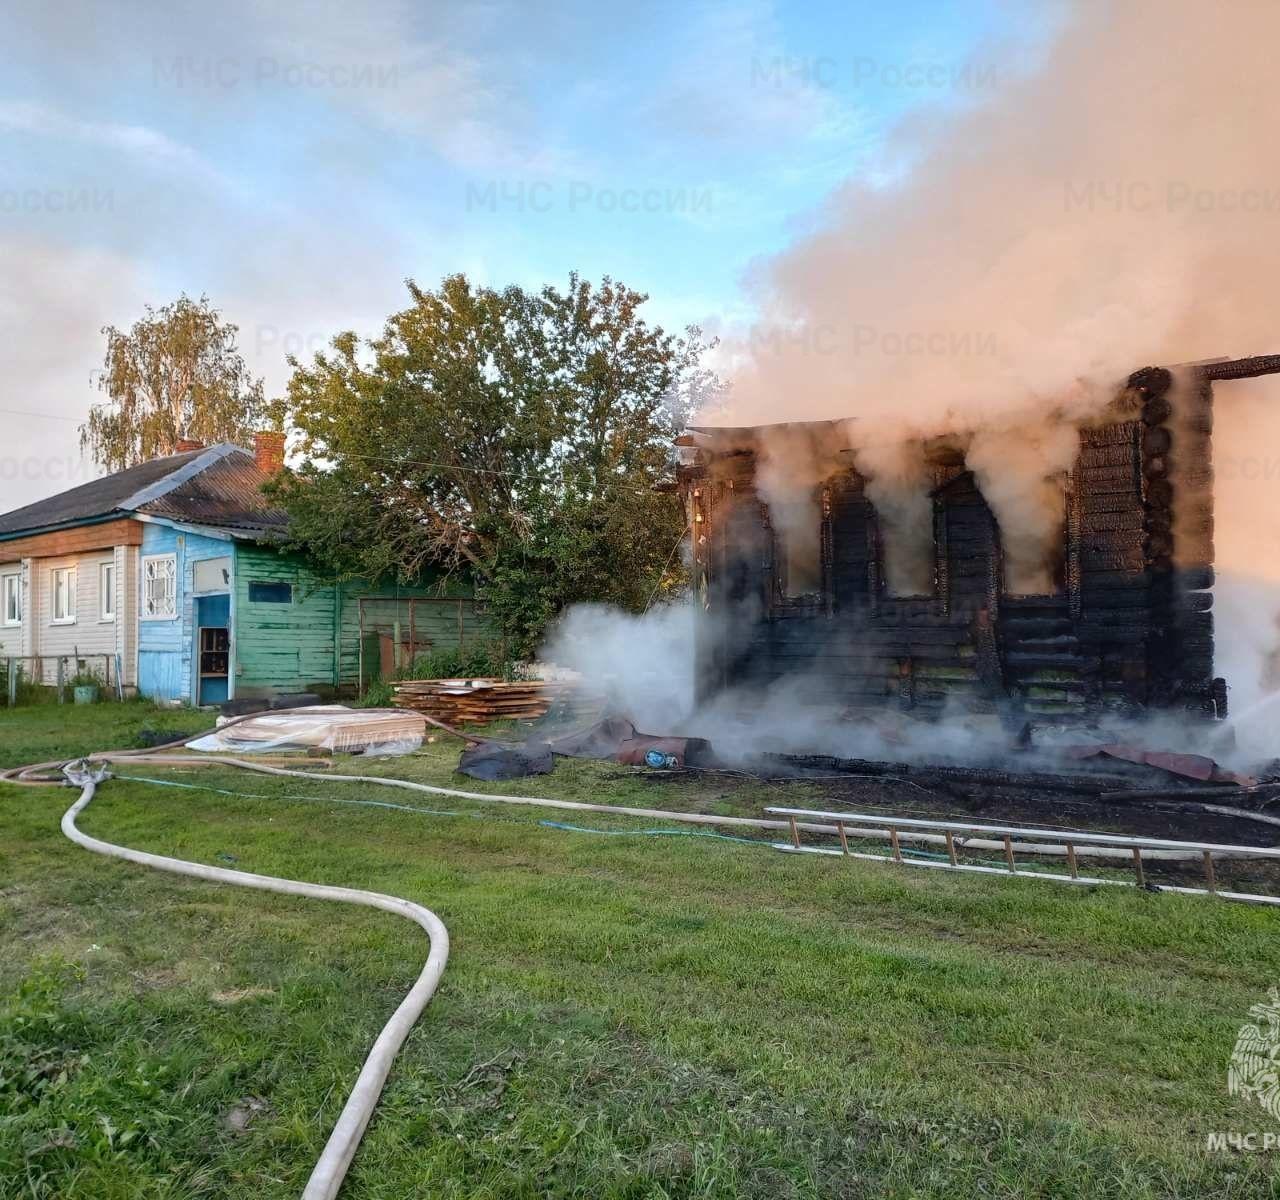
1196, 354, 1280, 382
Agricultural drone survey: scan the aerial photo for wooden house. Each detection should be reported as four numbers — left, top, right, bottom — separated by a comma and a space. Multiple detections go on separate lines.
0, 434, 485, 704
677, 357, 1280, 724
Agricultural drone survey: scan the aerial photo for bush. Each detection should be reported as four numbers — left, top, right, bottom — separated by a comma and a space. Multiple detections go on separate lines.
0, 659, 43, 706
356, 679, 395, 708
354, 639, 516, 705
399, 639, 514, 682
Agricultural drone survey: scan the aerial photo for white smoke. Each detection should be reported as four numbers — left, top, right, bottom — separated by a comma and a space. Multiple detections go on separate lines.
966, 420, 1081, 594
852, 438, 933, 595
544, 0, 1280, 767
541, 601, 697, 733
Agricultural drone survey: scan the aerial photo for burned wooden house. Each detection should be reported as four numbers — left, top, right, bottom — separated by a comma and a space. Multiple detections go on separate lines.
677, 355, 1280, 724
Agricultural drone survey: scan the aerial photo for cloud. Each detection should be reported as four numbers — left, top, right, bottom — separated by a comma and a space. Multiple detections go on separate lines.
0, 100, 233, 189
0, 238, 148, 513
641, 0, 872, 158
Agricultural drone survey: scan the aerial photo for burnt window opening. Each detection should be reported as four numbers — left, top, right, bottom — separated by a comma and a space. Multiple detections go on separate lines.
864, 481, 935, 599
828, 473, 874, 612
930, 468, 999, 616
771, 493, 823, 599
720, 492, 770, 606
876, 516, 935, 598
996, 475, 1070, 597
784, 523, 822, 597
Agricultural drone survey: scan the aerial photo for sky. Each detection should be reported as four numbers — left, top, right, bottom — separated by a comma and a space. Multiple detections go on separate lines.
0, 0, 1052, 512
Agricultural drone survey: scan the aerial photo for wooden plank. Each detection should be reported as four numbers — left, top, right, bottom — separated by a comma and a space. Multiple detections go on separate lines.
1078, 493, 1144, 515
1074, 471, 1142, 495
1080, 421, 1140, 447
1081, 549, 1145, 572
1078, 509, 1145, 533
1077, 443, 1136, 469
0, 518, 143, 559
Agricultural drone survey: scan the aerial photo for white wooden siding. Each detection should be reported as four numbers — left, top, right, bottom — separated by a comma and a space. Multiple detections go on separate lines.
33, 551, 126, 682
0, 560, 21, 656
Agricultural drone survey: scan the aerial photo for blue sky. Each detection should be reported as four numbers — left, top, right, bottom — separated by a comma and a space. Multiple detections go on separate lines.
0, 0, 1051, 509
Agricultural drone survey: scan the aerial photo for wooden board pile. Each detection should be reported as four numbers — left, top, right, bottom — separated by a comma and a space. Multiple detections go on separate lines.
391, 677, 592, 725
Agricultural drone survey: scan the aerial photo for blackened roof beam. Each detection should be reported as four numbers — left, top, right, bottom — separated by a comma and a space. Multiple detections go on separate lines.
1194, 354, 1280, 382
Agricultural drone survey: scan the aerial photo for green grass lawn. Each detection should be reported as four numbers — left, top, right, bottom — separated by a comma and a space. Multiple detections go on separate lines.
2, 703, 1279, 1198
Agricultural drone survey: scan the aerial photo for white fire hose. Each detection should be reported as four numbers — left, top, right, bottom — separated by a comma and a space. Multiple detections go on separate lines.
86, 751, 1262, 860
7, 735, 1280, 1198
58, 761, 448, 1200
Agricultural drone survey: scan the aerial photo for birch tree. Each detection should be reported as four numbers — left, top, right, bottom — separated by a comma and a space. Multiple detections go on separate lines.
81, 295, 267, 470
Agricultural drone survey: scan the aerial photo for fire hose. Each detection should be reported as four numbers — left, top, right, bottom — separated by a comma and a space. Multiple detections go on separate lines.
56, 760, 448, 1200
6, 720, 1280, 1197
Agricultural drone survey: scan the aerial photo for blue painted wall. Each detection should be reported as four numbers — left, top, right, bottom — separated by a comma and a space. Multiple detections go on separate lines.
134, 523, 483, 705
137, 524, 234, 703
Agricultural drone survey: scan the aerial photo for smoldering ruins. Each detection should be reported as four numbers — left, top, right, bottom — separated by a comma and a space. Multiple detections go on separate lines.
677, 355, 1280, 734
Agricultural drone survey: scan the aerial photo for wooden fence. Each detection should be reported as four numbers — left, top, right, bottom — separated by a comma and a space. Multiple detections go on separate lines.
3, 653, 123, 707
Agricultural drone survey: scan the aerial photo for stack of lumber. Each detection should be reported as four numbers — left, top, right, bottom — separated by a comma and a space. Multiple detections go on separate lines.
391, 677, 590, 725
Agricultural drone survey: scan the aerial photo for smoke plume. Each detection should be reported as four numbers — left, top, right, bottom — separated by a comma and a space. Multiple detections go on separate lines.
702, 0, 1280, 727
718, 2, 1280, 430
545, 0, 1280, 765
752, 423, 851, 593
852, 438, 933, 594
966, 420, 1080, 594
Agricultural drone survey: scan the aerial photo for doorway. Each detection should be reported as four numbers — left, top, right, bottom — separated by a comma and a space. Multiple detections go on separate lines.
195, 593, 231, 706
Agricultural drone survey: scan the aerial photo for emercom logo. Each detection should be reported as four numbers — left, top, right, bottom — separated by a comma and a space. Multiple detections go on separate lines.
1208, 987, 1280, 1151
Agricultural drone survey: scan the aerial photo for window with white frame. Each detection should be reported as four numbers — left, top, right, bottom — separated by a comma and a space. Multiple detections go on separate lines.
51, 566, 77, 624
141, 554, 177, 620
100, 561, 116, 621
2, 573, 20, 626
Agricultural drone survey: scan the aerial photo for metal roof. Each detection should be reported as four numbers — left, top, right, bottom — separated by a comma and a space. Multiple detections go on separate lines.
0, 443, 290, 542
137, 450, 290, 539
0, 446, 209, 537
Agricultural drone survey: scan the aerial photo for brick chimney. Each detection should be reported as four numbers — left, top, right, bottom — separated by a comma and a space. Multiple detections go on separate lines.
254, 430, 286, 474
175, 438, 204, 453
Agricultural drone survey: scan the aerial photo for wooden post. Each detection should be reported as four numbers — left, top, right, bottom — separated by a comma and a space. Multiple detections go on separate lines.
837, 821, 849, 855
358, 600, 365, 691
1203, 850, 1217, 894
889, 827, 903, 862
1132, 846, 1146, 887
1003, 835, 1016, 872
6, 657, 15, 707
944, 829, 958, 867
115, 653, 124, 700
56, 656, 65, 704
788, 815, 801, 849
1066, 843, 1079, 879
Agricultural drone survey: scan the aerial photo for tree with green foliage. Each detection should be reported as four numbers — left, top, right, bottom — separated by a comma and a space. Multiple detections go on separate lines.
271, 273, 716, 653
81, 295, 268, 471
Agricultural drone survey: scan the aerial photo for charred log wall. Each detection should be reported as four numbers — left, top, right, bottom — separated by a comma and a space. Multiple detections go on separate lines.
682, 365, 1225, 723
